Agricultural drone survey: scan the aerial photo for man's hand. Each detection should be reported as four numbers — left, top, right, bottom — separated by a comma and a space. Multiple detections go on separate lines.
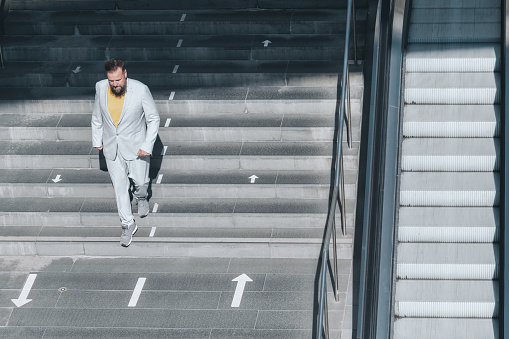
137, 149, 151, 157
95, 146, 103, 151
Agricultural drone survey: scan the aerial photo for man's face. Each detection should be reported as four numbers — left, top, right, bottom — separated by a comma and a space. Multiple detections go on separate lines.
107, 67, 127, 97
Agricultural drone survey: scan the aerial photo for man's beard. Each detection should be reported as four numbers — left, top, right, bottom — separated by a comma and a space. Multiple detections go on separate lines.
110, 83, 126, 97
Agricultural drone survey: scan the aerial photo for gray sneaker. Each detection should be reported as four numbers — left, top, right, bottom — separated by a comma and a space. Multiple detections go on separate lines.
137, 198, 149, 218
120, 222, 138, 247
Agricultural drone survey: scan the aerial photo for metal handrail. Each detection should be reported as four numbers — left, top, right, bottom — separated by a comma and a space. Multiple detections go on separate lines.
0, 0, 9, 68
316, 0, 356, 337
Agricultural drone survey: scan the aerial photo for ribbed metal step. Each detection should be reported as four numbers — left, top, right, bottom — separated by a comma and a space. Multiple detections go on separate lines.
398, 206, 499, 243
397, 243, 498, 279
401, 138, 499, 172
400, 172, 499, 207
406, 43, 500, 73
395, 280, 498, 318
403, 105, 499, 138
405, 73, 499, 105
394, 318, 499, 339
411, 0, 500, 8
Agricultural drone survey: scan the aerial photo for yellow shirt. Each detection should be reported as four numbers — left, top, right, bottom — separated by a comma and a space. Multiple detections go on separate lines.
107, 86, 125, 127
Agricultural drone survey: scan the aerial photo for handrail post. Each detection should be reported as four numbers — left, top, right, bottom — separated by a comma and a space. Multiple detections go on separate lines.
317, 249, 329, 339
340, 155, 346, 235
324, 294, 330, 339
332, 218, 339, 300
347, 67, 353, 149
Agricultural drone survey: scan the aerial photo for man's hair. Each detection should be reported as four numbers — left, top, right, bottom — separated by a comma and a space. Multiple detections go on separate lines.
104, 58, 126, 73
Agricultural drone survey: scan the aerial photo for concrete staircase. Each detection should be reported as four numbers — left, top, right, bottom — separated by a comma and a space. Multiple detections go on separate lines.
0, 1, 366, 337
0, 0, 365, 260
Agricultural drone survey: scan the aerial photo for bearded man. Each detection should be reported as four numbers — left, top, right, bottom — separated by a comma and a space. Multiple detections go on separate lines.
91, 58, 160, 247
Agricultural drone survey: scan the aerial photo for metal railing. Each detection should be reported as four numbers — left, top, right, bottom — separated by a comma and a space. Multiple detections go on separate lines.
316, 0, 356, 337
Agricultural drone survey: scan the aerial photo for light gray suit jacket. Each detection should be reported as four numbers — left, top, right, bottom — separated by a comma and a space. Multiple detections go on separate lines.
91, 78, 160, 161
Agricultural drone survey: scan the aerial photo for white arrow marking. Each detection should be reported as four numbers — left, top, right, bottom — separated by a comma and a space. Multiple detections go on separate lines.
231, 274, 252, 308
72, 66, 81, 73
149, 227, 156, 237
161, 146, 168, 156
248, 175, 258, 184
52, 174, 62, 183
180, 14, 187, 22
156, 174, 163, 184
172, 65, 179, 74
152, 203, 159, 213
128, 277, 146, 307
169, 91, 175, 100
164, 118, 171, 127
177, 39, 183, 47
262, 40, 271, 47
12, 274, 37, 307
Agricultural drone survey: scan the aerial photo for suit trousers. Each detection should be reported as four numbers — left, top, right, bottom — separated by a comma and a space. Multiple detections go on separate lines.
105, 151, 150, 226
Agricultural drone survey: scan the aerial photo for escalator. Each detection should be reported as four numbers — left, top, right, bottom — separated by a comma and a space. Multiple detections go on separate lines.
355, 0, 506, 338
394, 0, 501, 337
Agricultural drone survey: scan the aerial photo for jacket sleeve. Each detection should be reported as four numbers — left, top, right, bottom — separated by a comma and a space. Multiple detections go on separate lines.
140, 85, 160, 155
91, 82, 104, 148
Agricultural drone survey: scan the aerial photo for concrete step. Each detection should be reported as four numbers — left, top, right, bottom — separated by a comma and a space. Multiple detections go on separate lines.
0, 227, 353, 258
395, 280, 498, 318
1, 34, 365, 62
405, 43, 500, 73
394, 318, 498, 339
397, 243, 498, 279
0, 140, 360, 171
403, 105, 499, 138
0, 194, 357, 257
9, 0, 368, 10
398, 207, 499, 243
4, 9, 368, 35
0, 60, 349, 88
0, 198, 356, 229
0, 126, 337, 142
0, 83, 364, 106
401, 138, 499, 172
0, 113, 361, 143
399, 172, 499, 207
0, 169, 359, 200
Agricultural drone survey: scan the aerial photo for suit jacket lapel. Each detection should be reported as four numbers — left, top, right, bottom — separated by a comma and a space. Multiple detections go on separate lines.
117, 78, 132, 126
102, 81, 115, 125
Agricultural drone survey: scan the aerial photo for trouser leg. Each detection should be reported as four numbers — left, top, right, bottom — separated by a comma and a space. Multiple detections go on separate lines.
128, 155, 150, 200
105, 153, 134, 226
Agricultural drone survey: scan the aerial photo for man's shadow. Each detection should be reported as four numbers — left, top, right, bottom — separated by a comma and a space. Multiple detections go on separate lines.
98, 134, 164, 201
